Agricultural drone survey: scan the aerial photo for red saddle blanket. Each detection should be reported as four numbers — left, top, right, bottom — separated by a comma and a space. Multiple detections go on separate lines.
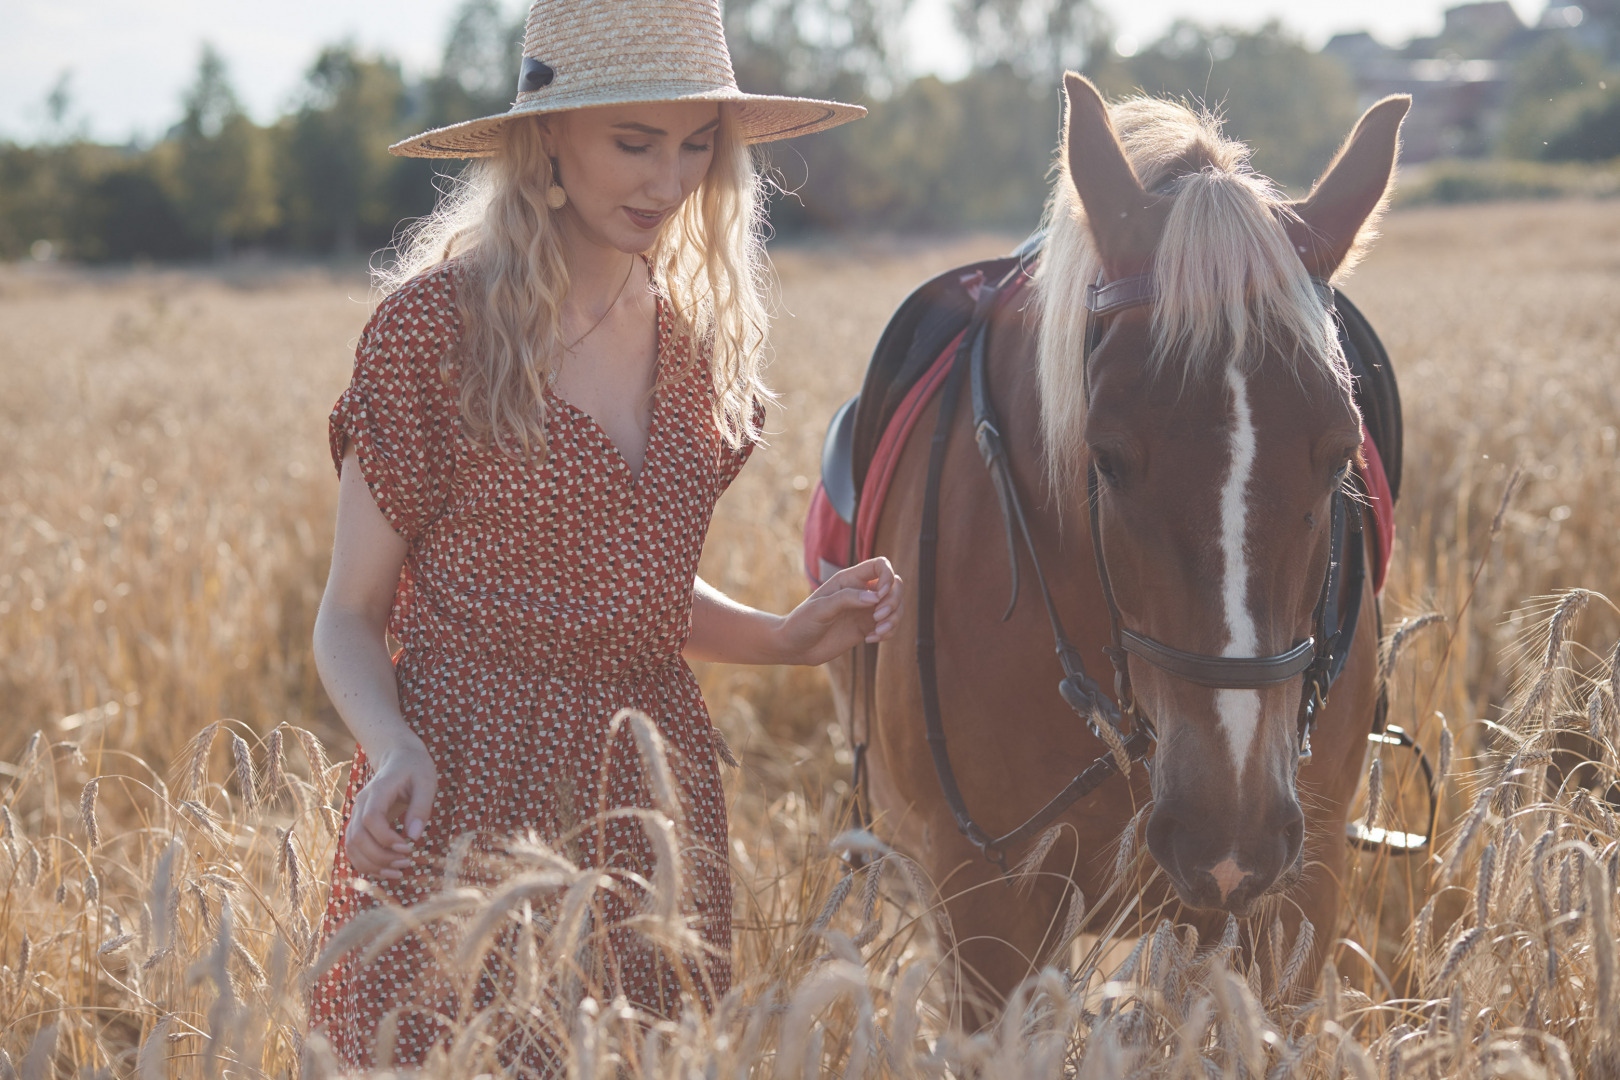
804, 340, 1396, 597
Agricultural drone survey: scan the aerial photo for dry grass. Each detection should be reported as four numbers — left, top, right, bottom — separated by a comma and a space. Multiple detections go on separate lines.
1, 200, 1618, 1076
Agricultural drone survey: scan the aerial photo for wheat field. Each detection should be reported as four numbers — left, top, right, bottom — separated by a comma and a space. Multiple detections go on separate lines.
1, 199, 1618, 1077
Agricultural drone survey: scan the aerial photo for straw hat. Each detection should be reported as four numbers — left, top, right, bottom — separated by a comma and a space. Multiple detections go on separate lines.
391, 0, 867, 157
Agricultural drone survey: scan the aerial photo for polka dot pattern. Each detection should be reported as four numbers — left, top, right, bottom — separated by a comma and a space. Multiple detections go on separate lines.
308, 261, 753, 1071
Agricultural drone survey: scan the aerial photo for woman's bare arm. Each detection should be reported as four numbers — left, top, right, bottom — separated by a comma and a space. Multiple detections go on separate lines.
683, 558, 902, 667
313, 449, 438, 879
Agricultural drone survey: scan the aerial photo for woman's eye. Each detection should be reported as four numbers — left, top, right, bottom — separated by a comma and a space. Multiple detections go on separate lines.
615, 141, 651, 154
683, 142, 712, 153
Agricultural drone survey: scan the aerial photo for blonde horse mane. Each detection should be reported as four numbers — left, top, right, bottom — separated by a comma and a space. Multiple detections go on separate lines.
1034, 97, 1354, 497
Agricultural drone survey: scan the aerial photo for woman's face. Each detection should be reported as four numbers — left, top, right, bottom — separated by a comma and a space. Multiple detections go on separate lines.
548, 102, 721, 255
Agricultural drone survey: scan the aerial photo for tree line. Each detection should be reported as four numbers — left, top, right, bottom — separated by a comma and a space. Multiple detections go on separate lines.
3, 0, 1616, 262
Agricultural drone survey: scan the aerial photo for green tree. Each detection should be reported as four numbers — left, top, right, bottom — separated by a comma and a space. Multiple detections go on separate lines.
825, 65, 1061, 231
952, 0, 1110, 83
285, 46, 408, 254
425, 0, 524, 127
1498, 37, 1608, 158
722, 0, 915, 233
386, 0, 527, 231
1541, 79, 1620, 160
172, 46, 278, 256
1099, 21, 1358, 191
726, 0, 911, 99
73, 159, 191, 262
42, 71, 85, 144
0, 143, 92, 258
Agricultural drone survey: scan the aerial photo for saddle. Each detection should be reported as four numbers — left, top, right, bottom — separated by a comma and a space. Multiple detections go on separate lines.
807, 244, 1403, 590
820, 244, 1037, 522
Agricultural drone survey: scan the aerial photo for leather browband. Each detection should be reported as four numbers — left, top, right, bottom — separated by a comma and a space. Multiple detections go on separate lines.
1085, 275, 1160, 317
1086, 274, 1335, 317
1118, 630, 1317, 689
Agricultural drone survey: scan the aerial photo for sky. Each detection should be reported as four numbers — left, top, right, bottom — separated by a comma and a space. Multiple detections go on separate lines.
3, 0, 1547, 144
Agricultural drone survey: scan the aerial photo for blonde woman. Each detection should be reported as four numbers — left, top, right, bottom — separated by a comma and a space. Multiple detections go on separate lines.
308, 1, 896, 1068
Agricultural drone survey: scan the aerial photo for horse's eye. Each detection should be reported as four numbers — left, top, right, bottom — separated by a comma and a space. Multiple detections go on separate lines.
1092, 449, 1121, 487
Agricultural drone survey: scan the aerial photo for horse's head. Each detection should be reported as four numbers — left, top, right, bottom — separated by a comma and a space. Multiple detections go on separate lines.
1036, 77, 1408, 915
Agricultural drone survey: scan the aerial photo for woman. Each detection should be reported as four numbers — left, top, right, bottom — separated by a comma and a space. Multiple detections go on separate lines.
307, 0, 897, 1069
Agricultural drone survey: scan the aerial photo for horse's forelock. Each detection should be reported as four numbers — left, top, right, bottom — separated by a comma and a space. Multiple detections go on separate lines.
1035, 97, 1349, 499
1111, 98, 1249, 192
1151, 168, 1344, 382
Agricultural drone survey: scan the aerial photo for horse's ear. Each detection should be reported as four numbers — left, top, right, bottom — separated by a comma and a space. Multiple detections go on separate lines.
1063, 73, 1168, 277
1286, 95, 1411, 280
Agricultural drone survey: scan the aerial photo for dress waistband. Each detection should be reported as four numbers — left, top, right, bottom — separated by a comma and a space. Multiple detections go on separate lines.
395, 620, 686, 687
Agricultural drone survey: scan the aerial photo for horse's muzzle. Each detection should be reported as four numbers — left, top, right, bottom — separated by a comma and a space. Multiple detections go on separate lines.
1147, 800, 1305, 916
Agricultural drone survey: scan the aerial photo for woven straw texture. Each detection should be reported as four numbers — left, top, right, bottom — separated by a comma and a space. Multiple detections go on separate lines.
391, 0, 865, 157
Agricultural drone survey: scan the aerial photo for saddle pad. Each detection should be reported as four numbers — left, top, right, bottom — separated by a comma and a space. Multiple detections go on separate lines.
851, 256, 1026, 497
1336, 291, 1402, 503
805, 321, 1398, 596
803, 323, 971, 586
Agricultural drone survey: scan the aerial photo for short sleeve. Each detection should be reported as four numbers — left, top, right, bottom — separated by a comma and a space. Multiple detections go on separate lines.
329, 268, 461, 545
716, 397, 767, 495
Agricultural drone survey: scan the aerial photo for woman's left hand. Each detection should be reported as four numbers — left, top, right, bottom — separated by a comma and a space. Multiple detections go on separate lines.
775, 557, 904, 666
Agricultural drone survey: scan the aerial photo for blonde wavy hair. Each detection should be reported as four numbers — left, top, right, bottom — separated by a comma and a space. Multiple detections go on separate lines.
378, 106, 771, 457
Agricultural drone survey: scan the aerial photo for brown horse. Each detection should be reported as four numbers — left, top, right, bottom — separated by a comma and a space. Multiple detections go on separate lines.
829, 76, 1410, 1022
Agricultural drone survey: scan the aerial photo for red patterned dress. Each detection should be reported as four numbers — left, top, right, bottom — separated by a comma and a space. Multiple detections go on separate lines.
309, 262, 748, 1069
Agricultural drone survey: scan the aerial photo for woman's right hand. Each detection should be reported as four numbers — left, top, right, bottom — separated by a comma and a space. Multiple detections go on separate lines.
344, 740, 439, 880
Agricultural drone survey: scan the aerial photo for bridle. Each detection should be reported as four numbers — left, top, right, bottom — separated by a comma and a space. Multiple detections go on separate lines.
1080, 271, 1366, 768
906, 250, 1369, 871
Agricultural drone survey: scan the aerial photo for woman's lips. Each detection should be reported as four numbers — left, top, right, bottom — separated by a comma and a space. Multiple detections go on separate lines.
624, 206, 670, 230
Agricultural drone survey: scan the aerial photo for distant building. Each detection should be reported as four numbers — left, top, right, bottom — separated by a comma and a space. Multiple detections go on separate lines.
1439, 0, 1526, 54
1321, 1, 1608, 161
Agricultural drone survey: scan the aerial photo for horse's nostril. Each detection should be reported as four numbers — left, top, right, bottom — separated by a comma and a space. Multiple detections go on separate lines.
1283, 816, 1304, 853
1145, 808, 1178, 867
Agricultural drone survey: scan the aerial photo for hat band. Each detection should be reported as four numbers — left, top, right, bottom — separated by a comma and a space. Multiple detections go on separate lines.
518, 57, 555, 93
514, 78, 744, 109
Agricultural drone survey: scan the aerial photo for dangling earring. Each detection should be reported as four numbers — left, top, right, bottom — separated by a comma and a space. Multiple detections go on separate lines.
545, 156, 567, 210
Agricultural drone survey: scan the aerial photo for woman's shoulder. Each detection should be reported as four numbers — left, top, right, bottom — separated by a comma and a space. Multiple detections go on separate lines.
355, 260, 468, 390
365, 260, 465, 347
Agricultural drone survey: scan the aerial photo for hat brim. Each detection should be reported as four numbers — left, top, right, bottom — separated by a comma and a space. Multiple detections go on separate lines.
389, 88, 866, 158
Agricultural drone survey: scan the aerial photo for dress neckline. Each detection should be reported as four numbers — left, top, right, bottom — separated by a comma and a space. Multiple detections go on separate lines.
543, 288, 670, 487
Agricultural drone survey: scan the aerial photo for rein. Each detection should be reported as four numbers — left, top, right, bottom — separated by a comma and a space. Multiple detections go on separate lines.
912, 255, 1371, 871
915, 262, 1153, 869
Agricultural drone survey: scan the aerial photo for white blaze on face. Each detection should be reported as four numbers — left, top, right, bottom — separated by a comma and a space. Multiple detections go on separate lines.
1216, 363, 1262, 774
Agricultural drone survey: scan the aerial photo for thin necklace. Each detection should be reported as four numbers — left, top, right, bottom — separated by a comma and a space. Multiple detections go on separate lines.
564, 258, 636, 352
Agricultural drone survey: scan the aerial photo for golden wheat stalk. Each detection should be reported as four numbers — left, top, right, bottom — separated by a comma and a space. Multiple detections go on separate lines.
79, 778, 101, 850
